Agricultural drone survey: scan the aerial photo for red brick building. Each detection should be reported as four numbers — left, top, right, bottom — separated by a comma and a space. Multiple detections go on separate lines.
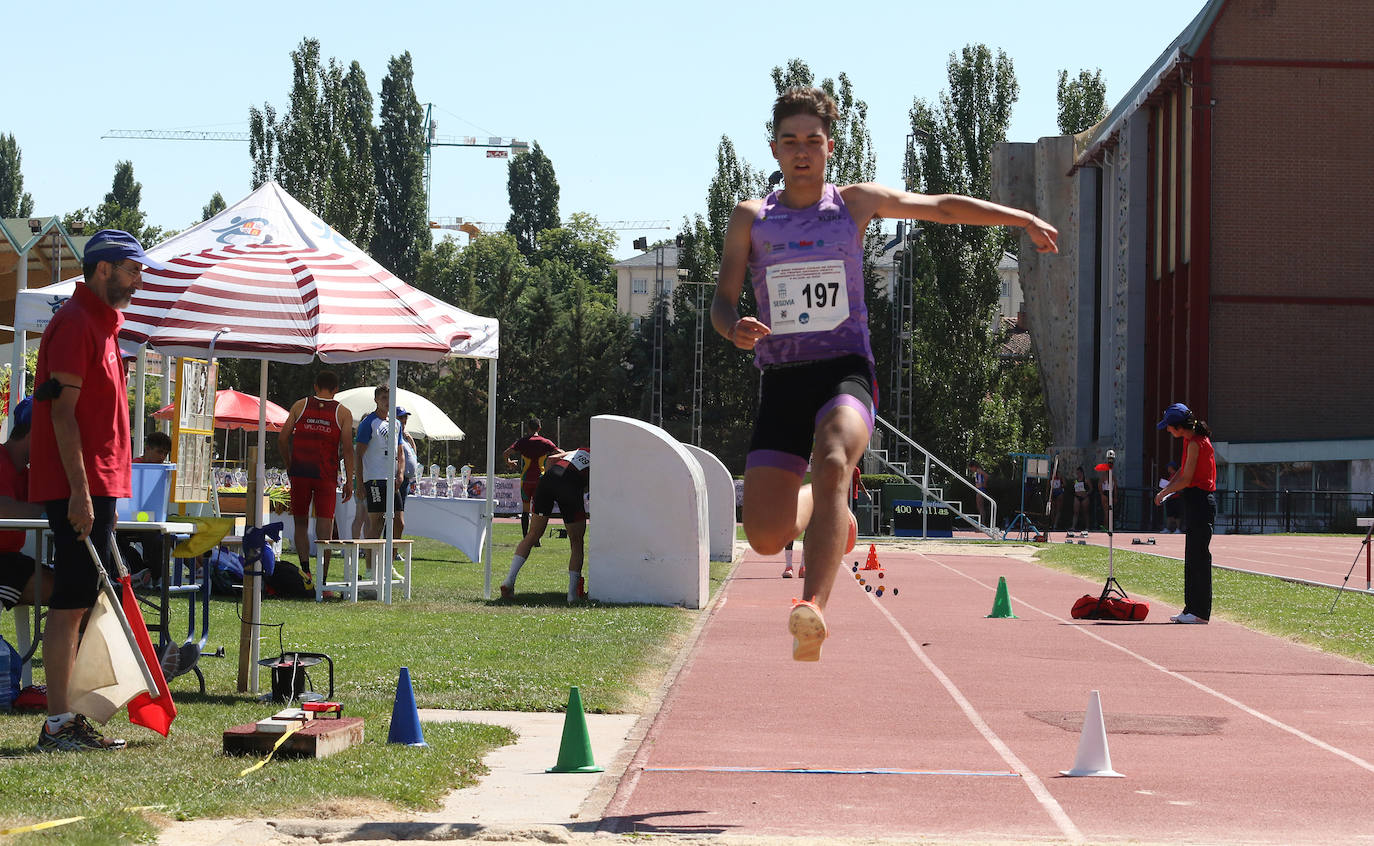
994, 0, 1373, 504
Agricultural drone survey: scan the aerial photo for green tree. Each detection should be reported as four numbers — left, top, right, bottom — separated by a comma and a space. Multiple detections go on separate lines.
327, 61, 378, 249
247, 102, 277, 189
903, 44, 1019, 470
201, 191, 226, 222
1057, 69, 1108, 135
279, 40, 338, 212
93, 161, 161, 244
0, 134, 35, 218
505, 141, 559, 258
531, 212, 616, 294
373, 51, 428, 281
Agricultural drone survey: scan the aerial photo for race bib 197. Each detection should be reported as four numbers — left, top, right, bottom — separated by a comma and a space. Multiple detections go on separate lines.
765, 260, 849, 335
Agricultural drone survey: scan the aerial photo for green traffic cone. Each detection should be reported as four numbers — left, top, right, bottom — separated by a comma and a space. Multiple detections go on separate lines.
547, 686, 603, 773
986, 576, 1018, 619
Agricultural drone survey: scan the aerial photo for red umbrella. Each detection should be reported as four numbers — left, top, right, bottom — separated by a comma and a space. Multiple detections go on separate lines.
152, 389, 289, 432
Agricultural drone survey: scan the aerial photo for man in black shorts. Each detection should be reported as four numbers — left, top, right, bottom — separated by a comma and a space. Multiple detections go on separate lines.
499, 448, 589, 603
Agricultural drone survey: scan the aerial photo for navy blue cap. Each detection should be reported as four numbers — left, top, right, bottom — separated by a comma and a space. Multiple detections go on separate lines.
11, 396, 32, 428
396, 407, 410, 417
1156, 402, 1191, 430
84, 229, 165, 271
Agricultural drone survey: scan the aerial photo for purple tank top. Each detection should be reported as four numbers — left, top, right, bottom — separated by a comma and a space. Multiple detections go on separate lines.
747, 184, 870, 368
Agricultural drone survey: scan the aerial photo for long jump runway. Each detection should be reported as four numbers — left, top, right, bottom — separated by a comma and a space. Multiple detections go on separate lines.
599, 544, 1374, 843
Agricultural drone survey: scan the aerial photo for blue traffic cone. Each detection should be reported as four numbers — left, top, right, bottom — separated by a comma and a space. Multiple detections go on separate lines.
387, 667, 428, 747
547, 686, 603, 773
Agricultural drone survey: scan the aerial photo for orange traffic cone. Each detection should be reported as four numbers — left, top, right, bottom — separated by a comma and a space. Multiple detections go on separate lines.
862, 544, 881, 571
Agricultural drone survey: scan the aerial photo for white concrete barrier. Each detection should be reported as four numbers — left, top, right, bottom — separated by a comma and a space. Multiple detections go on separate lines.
589, 415, 708, 608
683, 444, 737, 562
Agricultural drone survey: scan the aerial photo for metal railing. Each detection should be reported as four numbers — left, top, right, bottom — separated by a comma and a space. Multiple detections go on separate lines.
1028, 487, 1374, 535
868, 416, 997, 537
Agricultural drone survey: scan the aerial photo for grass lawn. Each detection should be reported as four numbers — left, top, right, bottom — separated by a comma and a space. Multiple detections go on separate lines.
0, 524, 732, 843
1035, 543, 1374, 664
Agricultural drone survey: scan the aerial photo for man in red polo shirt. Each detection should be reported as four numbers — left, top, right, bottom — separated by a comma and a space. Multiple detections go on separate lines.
30, 229, 161, 753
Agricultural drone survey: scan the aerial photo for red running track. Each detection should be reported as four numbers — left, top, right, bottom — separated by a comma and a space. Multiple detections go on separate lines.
1064, 530, 1374, 593
599, 544, 1374, 843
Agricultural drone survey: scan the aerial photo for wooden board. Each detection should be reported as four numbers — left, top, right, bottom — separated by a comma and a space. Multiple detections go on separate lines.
222, 716, 364, 759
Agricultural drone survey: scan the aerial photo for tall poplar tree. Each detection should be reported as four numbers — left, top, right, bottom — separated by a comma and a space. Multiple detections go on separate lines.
372, 51, 428, 281
94, 160, 159, 243
327, 61, 378, 249
903, 44, 1019, 467
1057, 69, 1109, 135
505, 141, 560, 259
0, 134, 34, 218
201, 191, 226, 222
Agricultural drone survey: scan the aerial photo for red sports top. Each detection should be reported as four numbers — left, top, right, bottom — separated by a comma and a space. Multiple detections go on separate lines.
0, 445, 30, 552
288, 396, 344, 480
29, 282, 131, 501
508, 434, 559, 483
1186, 435, 1217, 493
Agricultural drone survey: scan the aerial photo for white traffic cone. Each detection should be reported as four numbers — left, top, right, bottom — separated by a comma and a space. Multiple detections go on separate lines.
1060, 690, 1124, 777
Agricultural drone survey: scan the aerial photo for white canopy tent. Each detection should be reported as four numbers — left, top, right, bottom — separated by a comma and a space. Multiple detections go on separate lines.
16, 183, 502, 692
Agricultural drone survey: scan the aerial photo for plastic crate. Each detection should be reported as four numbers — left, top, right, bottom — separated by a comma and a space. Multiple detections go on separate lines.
116, 464, 172, 523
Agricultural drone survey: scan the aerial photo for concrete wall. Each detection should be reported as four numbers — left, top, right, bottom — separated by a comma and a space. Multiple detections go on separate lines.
588, 415, 708, 608
683, 444, 736, 562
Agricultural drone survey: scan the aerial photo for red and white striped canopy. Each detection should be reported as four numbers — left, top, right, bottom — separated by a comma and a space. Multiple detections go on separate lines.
120, 243, 496, 364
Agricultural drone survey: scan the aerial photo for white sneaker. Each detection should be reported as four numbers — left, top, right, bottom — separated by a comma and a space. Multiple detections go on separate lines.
781, 566, 794, 578
1170, 612, 1208, 624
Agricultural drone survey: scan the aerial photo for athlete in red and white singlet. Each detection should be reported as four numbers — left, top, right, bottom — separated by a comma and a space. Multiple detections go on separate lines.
279, 371, 355, 585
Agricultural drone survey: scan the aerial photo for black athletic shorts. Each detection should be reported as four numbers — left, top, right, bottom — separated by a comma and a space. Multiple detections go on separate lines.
531, 463, 587, 523
0, 550, 37, 609
746, 354, 876, 478
45, 496, 119, 610
363, 479, 406, 514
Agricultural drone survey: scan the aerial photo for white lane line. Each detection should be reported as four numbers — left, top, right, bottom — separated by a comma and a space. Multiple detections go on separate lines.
858, 571, 1085, 843
937, 561, 1374, 776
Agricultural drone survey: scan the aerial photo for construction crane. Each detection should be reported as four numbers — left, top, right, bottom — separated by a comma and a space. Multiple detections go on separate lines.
421, 103, 531, 223
429, 217, 671, 238
103, 104, 527, 223
102, 129, 249, 141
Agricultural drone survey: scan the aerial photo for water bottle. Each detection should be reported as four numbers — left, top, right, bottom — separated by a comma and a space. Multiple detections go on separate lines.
0, 636, 18, 711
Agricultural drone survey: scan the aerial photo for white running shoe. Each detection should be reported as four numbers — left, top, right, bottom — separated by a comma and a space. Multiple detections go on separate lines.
1170, 612, 1208, 624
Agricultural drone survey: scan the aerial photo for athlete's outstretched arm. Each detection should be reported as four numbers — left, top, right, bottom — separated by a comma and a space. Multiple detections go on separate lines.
842, 183, 1058, 253
711, 200, 771, 351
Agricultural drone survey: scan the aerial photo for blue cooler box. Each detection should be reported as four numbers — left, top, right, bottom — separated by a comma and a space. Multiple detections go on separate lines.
116, 464, 173, 523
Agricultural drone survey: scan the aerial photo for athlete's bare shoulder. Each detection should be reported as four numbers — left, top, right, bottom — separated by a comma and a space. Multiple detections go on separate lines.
733, 197, 764, 220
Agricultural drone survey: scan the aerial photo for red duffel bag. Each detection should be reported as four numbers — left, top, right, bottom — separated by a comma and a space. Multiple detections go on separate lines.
1071, 594, 1149, 621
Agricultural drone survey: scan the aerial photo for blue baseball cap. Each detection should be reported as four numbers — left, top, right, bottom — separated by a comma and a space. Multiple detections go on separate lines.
11, 396, 32, 428
1156, 402, 1191, 430
396, 407, 410, 418
84, 229, 165, 271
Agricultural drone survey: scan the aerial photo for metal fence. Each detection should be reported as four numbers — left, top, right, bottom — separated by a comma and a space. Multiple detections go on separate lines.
1019, 488, 1374, 535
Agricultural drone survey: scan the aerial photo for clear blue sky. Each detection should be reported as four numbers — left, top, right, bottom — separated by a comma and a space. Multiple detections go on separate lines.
5, 0, 1206, 260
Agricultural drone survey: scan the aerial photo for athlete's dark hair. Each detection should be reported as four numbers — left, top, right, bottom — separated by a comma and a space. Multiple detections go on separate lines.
772, 87, 840, 139
1181, 411, 1212, 439
528, 417, 542, 431
314, 370, 339, 392
145, 431, 172, 453
374, 384, 388, 398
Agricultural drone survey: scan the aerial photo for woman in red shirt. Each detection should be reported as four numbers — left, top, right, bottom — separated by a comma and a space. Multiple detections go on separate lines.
1154, 402, 1217, 624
